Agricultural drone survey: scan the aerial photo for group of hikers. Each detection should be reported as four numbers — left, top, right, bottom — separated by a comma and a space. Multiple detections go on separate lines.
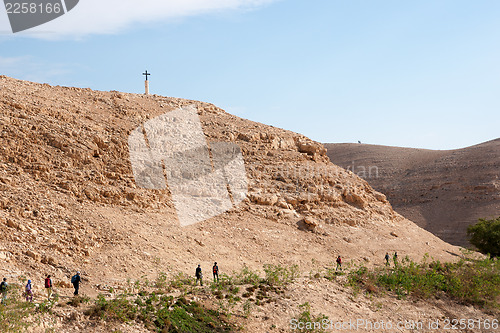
195, 262, 219, 286
385, 252, 398, 266
333, 252, 398, 272
0, 272, 81, 304
2, 254, 400, 304
337, 252, 399, 271
193, 255, 398, 286
334, 252, 399, 272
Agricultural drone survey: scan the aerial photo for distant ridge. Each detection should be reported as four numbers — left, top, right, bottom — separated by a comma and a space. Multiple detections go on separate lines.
325, 140, 500, 246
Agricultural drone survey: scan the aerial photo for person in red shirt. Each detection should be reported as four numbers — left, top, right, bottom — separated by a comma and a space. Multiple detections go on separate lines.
45, 275, 53, 299
336, 256, 342, 271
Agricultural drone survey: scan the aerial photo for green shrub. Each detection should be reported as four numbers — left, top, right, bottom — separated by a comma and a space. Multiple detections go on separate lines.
242, 300, 253, 318
233, 265, 261, 285
467, 217, 500, 257
37, 299, 57, 314
290, 302, 329, 332
85, 294, 137, 322
67, 295, 89, 307
0, 286, 35, 333
170, 272, 195, 289
155, 300, 232, 332
348, 256, 500, 310
155, 272, 169, 291
263, 264, 299, 286
324, 267, 341, 281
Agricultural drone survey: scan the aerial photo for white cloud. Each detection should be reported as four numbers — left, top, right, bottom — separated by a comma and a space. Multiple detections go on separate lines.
1, 0, 278, 38
0, 56, 73, 83
0, 56, 25, 68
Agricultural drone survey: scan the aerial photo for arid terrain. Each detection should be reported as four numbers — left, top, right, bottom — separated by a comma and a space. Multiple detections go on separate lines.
324, 142, 500, 247
0, 76, 496, 332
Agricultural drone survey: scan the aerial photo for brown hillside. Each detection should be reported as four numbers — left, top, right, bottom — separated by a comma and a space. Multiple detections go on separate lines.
0, 76, 475, 332
324, 141, 500, 247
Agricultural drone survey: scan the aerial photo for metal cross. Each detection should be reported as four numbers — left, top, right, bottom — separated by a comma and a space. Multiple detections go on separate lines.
143, 70, 151, 81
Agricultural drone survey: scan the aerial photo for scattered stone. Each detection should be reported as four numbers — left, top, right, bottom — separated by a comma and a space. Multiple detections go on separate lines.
194, 239, 205, 247
24, 250, 41, 262
297, 217, 319, 232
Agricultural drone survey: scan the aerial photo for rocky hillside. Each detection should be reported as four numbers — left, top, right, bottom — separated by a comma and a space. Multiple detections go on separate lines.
325, 141, 500, 247
0, 76, 471, 331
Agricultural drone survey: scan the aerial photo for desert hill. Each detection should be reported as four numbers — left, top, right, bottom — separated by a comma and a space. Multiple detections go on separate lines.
324, 141, 500, 247
0, 76, 479, 332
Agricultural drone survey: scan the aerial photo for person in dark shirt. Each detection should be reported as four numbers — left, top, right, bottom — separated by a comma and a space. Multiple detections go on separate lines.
72, 271, 81, 295
213, 262, 219, 283
0, 278, 8, 304
195, 265, 203, 286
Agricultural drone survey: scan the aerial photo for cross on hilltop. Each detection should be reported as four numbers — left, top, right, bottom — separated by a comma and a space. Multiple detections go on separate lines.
143, 70, 151, 95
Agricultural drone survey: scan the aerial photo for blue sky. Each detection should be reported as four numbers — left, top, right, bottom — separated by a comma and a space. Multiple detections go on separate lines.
1, 0, 499, 150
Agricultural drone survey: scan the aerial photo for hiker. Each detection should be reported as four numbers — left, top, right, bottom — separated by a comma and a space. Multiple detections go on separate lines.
213, 262, 219, 283
393, 252, 398, 266
71, 271, 81, 296
195, 265, 203, 286
1, 278, 8, 304
385, 253, 390, 266
25, 280, 33, 302
45, 275, 53, 299
336, 256, 342, 271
